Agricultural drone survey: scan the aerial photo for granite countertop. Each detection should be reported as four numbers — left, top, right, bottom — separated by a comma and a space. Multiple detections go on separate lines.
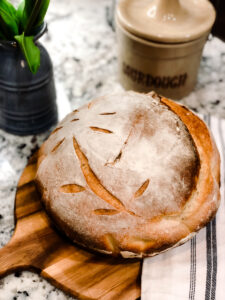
1, 0, 225, 299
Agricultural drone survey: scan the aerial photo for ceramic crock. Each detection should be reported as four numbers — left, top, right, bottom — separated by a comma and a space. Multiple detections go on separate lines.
116, 0, 216, 99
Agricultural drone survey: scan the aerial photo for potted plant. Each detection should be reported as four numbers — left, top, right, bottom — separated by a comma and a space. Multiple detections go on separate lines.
0, 0, 57, 135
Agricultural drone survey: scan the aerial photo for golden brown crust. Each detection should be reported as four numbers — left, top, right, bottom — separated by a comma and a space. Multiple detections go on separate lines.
161, 97, 220, 228
35, 92, 220, 258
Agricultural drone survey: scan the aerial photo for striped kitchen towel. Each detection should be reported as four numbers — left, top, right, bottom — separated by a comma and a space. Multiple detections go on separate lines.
142, 115, 225, 300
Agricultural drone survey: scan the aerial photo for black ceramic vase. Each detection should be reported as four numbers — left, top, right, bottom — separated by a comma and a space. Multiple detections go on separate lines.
0, 24, 58, 135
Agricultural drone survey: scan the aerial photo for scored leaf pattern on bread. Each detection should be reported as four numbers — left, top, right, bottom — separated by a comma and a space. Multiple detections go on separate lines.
93, 209, 120, 215
60, 184, 86, 193
99, 112, 116, 116
72, 136, 127, 212
59, 136, 148, 217
50, 126, 63, 136
89, 127, 113, 134
51, 136, 149, 218
134, 179, 150, 198
51, 138, 65, 153
51, 115, 150, 218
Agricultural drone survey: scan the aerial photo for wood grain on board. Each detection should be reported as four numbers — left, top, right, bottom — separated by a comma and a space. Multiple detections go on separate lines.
0, 153, 142, 300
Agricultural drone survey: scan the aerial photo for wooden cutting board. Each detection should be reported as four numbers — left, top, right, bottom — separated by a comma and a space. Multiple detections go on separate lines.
0, 153, 142, 300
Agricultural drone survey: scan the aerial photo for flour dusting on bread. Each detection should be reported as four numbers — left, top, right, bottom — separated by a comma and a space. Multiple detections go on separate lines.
36, 91, 220, 257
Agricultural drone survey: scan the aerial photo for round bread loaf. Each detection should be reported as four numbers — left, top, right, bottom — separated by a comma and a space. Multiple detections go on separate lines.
36, 91, 220, 258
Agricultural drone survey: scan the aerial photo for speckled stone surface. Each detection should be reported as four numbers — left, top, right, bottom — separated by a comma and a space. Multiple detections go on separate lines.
0, 0, 225, 299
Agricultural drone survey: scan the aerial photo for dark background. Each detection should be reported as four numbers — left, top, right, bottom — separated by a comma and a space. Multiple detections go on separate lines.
210, 0, 225, 41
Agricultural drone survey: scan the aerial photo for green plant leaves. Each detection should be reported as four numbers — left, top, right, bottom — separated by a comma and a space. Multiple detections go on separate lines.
15, 33, 40, 74
15, 0, 51, 74
0, 0, 17, 19
0, 0, 50, 74
16, 0, 25, 29
16, 0, 51, 73
0, 0, 19, 38
34, 0, 50, 28
20, 0, 50, 34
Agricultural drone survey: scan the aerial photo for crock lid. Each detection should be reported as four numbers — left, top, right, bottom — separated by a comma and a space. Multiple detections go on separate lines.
117, 0, 216, 43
